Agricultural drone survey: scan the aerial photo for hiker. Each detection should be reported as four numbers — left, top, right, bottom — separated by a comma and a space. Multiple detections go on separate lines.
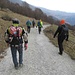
53, 19, 69, 55
4, 18, 28, 69
37, 19, 43, 34
32, 19, 35, 28
26, 19, 32, 33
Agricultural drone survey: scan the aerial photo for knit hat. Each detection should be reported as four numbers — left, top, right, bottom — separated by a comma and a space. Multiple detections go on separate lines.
60, 19, 65, 25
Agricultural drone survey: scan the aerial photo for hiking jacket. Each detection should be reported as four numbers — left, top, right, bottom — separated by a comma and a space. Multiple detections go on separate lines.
37, 21, 43, 28
54, 25, 69, 41
26, 20, 32, 26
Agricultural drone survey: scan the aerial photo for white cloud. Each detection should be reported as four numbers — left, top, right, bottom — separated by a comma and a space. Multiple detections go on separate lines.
22, 0, 75, 13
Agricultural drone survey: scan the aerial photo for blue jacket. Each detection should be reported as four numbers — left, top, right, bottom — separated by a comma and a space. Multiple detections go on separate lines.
26, 20, 32, 26
37, 21, 43, 27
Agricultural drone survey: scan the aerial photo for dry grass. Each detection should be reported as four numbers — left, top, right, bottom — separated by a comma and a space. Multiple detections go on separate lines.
43, 24, 75, 60
0, 9, 38, 54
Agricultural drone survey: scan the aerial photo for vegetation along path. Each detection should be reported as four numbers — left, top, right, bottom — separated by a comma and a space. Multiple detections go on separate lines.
0, 25, 75, 75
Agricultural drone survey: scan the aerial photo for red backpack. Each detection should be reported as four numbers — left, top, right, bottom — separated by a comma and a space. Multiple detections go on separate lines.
9, 26, 22, 37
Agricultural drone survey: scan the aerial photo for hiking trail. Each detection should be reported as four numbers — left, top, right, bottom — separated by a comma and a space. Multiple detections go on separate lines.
0, 25, 75, 75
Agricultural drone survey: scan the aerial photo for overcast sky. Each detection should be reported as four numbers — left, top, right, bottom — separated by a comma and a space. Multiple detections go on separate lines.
22, 0, 75, 13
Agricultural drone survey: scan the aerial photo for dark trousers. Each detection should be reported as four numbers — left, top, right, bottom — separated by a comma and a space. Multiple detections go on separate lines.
27, 26, 31, 33
58, 36, 65, 54
33, 24, 35, 28
10, 44, 23, 66
38, 27, 41, 34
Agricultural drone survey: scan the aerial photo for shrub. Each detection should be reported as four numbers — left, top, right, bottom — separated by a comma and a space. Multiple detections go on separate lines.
1, 14, 12, 21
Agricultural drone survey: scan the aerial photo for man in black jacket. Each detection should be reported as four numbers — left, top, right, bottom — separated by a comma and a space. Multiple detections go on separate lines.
53, 19, 69, 55
32, 20, 35, 28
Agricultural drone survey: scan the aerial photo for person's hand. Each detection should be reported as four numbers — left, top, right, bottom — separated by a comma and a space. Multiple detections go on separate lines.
66, 39, 68, 41
24, 43, 28, 50
53, 36, 55, 38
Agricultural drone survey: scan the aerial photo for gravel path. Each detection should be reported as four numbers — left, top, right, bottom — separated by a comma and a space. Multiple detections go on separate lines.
0, 25, 75, 75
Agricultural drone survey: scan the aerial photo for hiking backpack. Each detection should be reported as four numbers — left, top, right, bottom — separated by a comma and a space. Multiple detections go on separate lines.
9, 26, 22, 37
26, 20, 31, 26
61, 25, 68, 36
32, 20, 35, 25
6, 26, 23, 44
37, 21, 42, 27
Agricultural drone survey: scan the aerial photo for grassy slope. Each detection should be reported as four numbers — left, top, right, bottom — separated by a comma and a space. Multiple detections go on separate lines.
0, 9, 38, 54
43, 24, 75, 59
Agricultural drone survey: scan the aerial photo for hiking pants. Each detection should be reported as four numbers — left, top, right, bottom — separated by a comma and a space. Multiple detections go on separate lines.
33, 24, 35, 28
58, 36, 65, 54
10, 44, 23, 66
38, 27, 41, 34
27, 26, 31, 33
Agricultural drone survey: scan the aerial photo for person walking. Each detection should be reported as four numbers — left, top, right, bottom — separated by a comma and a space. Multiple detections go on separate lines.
4, 18, 28, 69
37, 19, 43, 34
53, 19, 69, 55
32, 20, 35, 28
26, 19, 32, 33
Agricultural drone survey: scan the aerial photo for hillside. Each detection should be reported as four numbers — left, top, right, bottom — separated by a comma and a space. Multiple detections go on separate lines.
40, 7, 75, 25
9, 0, 22, 5
0, 0, 57, 25
8, 0, 75, 26
0, 9, 39, 54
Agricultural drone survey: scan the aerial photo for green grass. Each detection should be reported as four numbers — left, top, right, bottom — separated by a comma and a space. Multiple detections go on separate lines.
43, 24, 75, 59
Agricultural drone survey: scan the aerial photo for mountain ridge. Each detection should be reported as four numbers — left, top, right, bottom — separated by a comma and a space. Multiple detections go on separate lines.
40, 7, 75, 25
9, 0, 75, 26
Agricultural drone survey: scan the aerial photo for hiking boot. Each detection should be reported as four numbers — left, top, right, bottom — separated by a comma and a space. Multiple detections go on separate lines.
19, 63, 23, 68
15, 64, 19, 70
58, 52, 62, 55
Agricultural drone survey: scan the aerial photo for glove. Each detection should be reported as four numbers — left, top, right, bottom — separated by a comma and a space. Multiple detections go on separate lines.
65, 37, 68, 41
24, 43, 28, 50
53, 36, 55, 38
66, 39, 68, 41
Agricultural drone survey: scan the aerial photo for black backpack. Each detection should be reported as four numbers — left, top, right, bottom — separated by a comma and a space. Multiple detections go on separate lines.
61, 25, 68, 36
32, 20, 35, 25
